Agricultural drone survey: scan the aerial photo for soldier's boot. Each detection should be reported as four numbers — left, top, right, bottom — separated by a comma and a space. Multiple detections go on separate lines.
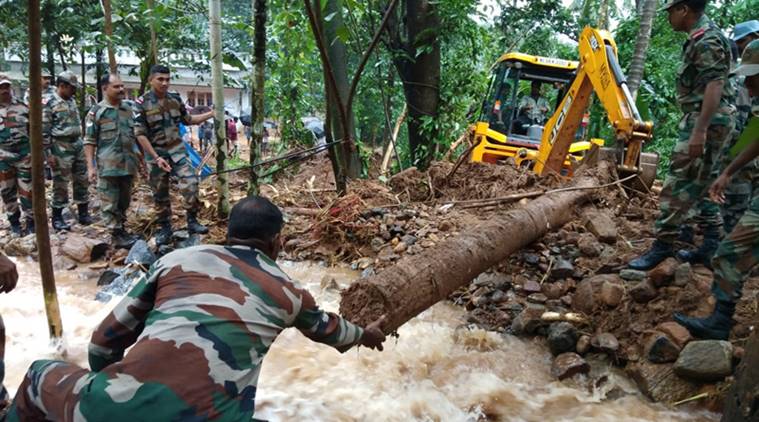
112, 229, 138, 250
676, 229, 720, 269
8, 211, 22, 237
51, 208, 71, 232
677, 225, 694, 244
674, 300, 735, 340
628, 240, 673, 271
77, 204, 93, 226
155, 222, 173, 246
24, 216, 35, 236
187, 212, 208, 234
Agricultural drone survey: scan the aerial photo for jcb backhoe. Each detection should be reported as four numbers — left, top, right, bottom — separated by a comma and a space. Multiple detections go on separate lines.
471, 27, 659, 188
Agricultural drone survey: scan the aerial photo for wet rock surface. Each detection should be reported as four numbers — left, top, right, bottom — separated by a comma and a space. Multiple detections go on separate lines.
674, 341, 734, 382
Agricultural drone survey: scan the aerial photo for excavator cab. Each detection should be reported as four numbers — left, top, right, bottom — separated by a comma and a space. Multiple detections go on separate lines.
472, 53, 603, 172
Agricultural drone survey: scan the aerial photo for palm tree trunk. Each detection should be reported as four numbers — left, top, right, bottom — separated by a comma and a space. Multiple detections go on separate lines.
249, 0, 266, 195
209, 0, 229, 217
627, 0, 657, 96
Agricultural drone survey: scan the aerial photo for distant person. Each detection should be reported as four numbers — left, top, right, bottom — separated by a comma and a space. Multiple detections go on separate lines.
518, 80, 550, 126
200, 121, 213, 154
226, 114, 238, 156
7, 196, 386, 421
23, 69, 54, 104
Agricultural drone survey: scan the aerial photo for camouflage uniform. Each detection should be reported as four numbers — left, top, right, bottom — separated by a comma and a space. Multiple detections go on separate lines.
518, 95, 551, 124
84, 100, 139, 231
43, 92, 89, 208
654, 15, 735, 243
7, 244, 364, 421
23, 85, 55, 105
133, 90, 199, 225
0, 99, 32, 223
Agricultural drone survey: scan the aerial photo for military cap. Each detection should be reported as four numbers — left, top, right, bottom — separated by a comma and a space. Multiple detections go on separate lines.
0, 74, 11, 86
41, 68, 52, 78
734, 39, 759, 77
660, 0, 687, 11
57, 70, 81, 88
733, 20, 759, 42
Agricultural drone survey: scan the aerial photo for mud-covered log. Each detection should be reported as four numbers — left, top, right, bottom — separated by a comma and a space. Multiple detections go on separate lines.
722, 331, 759, 422
340, 161, 614, 331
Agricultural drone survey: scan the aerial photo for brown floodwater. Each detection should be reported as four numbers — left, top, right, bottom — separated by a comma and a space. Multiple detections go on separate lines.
0, 258, 719, 421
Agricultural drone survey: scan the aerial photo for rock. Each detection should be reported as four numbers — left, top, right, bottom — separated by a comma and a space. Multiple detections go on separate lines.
3, 234, 37, 257
627, 361, 701, 403
355, 257, 374, 270
61, 234, 108, 263
547, 322, 578, 356
551, 258, 574, 280
600, 279, 625, 308
378, 247, 399, 262
420, 240, 435, 248
172, 230, 189, 241
125, 240, 156, 267
510, 304, 546, 335
97, 269, 122, 286
521, 279, 542, 294
551, 353, 590, 380
438, 221, 453, 232
629, 280, 658, 303
371, 237, 385, 252
577, 234, 603, 257
576, 335, 591, 354
490, 290, 509, 303
591, 333, 619, 354
176, 234, 201, 249
572, 274, 623, 314
523, 252, 540, 265
619, 269, 646, 282
644, 332, 681, 363
674, 340, 734, 382
733, 346, 745, 361
393, 242, 408, 253
674, 262, 693, 287
584, 210, 618, 244
527, 293, 547, 304
656, 322, 692, 349
401, 234, 417, 246
542, 282, 564, 300
53, 255, 78, 271
648, 258, 678, 287
361, 267, 375, 278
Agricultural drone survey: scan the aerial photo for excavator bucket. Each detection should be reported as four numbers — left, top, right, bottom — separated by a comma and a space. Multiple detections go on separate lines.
598, 147, 659, 191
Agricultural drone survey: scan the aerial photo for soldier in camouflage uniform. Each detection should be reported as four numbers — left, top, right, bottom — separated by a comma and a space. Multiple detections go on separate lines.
629, 0, 735, 270
134, 65, 214, 245
0, 75, 33, 236
675, 40, 759, 340
84, 74, 141, 249
23, 69, 55, 105
0, 252, 18, 414
6, 196, 387, 421
43, 70, 92, 231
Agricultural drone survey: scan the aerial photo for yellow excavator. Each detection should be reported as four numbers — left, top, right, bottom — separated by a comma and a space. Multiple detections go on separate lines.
470, 27, 659, 187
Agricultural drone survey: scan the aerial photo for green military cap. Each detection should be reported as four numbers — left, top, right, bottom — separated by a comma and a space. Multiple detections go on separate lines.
734, 39, 759, 77
57, 70, 81, 88
0, 74, 11, 86
660, 0, 687, 11
41, 68, 52, 78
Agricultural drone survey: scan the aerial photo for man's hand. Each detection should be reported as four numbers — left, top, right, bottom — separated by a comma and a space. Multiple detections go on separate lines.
709, 173, 730, 204
0, 254, 18, 294
688, 129, 707, 159
360, 315, 387, 351
155, 156, 172, 173
87, 166, 97, 184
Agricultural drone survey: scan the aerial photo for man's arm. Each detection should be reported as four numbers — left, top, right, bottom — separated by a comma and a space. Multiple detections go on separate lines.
710, 131, 759, 203
88, 267, 160, 371
136, 134, 171, 172
189, 110, 214, 126
688, 80, 725, 158
41, 101, 56, 169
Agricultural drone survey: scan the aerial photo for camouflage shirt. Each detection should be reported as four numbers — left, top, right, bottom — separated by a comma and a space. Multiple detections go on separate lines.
23, 85, 56, 104
42, 92, 82, 149
84, 100, 140, 177
677, 15, 734, 122
0, 98, 30, 154
87, 244, 364, 420
134, 90, 192, 153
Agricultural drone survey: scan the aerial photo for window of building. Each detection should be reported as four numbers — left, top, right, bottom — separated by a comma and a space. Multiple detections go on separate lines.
188, 91, 196, 107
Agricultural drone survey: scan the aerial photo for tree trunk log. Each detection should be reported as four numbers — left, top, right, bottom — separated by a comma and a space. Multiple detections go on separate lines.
209, 0, 229, 217
722, 331, 759, 421
340, 161, 614, 331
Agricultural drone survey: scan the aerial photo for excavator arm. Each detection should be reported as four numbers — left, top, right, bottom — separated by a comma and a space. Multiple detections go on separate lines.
535, 27, 654, 177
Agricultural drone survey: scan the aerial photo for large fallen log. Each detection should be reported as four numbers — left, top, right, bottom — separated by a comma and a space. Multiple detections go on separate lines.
340, 161, 614, 331
721, 331, 759, 421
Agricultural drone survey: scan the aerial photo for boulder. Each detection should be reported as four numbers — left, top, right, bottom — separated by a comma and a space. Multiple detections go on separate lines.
674, 340, 734, 382
126, 240, 156, 267
629, 280, 658, 303
591, 332, 620, 354
627, 361, 701, 403
572, 274, 623, 314
61, 234, 108, 263
648, 258, 678, 287
644, 332, 681, 363
510, 304, 547, 335
547, 322, 578, 356
3, 234, 37, 257
551, 353, 590, 380
584, 210, 618, 244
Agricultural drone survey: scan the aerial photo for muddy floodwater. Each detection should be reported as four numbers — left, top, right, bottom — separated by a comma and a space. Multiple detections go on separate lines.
0, 257, 719, 421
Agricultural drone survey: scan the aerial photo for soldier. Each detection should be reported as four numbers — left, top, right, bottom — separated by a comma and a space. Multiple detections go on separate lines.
0, 252, 18, 414
629, 0, 735, 270
675, 40, 759, 340
0, 74, 33, 236
134, 65, 213, 245
23, 68, 55, 104
518, 80, 551, 125
43, 70, 92, 231
84, 74, 141, 249
7, 196, 387, 421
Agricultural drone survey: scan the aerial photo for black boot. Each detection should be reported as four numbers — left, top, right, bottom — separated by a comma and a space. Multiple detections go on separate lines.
24, 216, 35, 236
112, 229, 138, 250
154, 222, 173, 246
674, 300, 735, 340
77, 204, 93, 226
187, 212, 208, 234
8, 211, 22, 237
51, 207, 71, 232
628, 239, 673, 271
676, 229, 720, 268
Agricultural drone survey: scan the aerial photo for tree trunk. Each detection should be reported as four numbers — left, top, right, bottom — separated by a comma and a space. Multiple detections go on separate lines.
101, 0, 117, 73
147, 0, 158, 63
209, 0, 229, 217
95, 49, 104, 102
42, 0, 56, 77
248, 0, 266, 196
627, 0, 656, 96
27, 0, 64, 340
80, 49, 87, 133
722, 331, 759, 421
340, 161, 614, 330
597, 0, 610, 30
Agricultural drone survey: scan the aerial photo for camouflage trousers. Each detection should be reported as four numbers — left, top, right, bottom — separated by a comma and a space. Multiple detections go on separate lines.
654, 115, 732, 242
51, 139, 89, 208
98, 175, 133, 231
148, 148, 199, 224
0, 147, 32, 220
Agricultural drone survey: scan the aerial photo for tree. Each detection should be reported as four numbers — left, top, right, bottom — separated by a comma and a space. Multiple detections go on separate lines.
209, 0, 229, 217
101, 0, 117, 72
249, 0, 266, 196
627, 0, 657, 96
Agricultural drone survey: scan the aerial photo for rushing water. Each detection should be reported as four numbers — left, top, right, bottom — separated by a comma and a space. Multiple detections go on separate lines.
0, 257, 719, 422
